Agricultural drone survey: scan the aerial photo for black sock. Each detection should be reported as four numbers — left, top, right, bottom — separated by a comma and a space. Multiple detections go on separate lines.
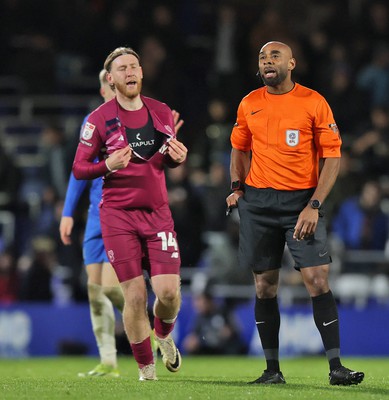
255, 296, 280, 372
311, 290, 342, 370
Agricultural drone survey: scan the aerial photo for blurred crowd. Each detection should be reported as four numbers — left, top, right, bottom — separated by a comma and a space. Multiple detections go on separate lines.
0, 0, 388, 308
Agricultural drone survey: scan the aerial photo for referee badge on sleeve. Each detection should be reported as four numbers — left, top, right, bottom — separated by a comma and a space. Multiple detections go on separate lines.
329, 123, 339, 133
286, 129, 299, 147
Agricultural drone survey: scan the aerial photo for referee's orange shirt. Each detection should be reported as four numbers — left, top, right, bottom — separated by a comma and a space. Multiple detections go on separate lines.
231, 83, 342, 191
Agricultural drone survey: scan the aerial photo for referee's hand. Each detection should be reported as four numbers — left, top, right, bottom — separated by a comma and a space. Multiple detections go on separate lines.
293, 206, 319, 240
226, 190, 243, 216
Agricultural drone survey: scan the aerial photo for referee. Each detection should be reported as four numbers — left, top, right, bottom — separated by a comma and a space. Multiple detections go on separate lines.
226, 41, 364, 386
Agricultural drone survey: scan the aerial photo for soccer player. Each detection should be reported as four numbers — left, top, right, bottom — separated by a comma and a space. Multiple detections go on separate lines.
72, 47, 187, 381
60, 69, 124, 377
226, 41, 364, 386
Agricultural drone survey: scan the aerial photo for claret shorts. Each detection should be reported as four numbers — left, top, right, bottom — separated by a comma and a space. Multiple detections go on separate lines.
100, 204, 181, 282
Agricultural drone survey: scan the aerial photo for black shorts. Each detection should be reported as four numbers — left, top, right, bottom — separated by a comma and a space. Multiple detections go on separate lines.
237, 186, 331, 273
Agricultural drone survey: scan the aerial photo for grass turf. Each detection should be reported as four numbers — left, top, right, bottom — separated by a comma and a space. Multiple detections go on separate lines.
0, 356, 388, 400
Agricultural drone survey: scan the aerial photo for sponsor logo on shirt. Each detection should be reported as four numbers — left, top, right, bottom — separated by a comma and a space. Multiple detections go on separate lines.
328, 123, 339, 133
251, 109, 263, 115
286, 129, 299, 147
129, 139, 155, 148
82, 122, 96, 140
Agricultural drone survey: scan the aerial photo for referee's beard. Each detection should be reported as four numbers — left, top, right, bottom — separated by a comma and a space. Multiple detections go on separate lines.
260, 71, 287, 87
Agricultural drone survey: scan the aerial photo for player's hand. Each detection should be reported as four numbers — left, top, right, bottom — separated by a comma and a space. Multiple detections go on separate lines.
172, 110, 184, 134
105, 146, 133, 171
226, 191, 243, 215
293, 206, 319, 241
167, 138, 187, 163
59, 216, 74, 245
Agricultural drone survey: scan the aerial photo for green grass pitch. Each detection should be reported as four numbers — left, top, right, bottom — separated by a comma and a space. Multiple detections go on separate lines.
0, 356, 388, 399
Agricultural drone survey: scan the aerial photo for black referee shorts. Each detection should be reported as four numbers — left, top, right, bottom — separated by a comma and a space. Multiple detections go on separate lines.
237, 186, 331, 273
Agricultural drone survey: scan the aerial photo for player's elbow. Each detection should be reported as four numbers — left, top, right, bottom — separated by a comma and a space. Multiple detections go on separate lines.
72, 164, 83, 180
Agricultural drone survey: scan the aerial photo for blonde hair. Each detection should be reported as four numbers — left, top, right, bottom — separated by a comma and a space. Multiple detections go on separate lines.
99, 69, 108, 85
103, 47, 140, 72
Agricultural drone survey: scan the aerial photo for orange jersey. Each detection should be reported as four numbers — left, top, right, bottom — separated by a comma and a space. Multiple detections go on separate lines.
231, 83, 342, 190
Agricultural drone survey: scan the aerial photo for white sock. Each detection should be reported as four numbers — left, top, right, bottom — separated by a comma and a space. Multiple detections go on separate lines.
88, 283, 117, 367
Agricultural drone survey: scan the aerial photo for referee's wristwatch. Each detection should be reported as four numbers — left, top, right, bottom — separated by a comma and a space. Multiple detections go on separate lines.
231, 180, 245, 193
309, 199, 321, 209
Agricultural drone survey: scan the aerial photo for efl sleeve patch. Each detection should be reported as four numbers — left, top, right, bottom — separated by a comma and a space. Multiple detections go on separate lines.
328, 123, 339, 133
81, 122, 96, 140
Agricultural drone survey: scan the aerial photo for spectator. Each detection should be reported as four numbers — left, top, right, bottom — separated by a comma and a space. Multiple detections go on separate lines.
18, 236, 56, 302
0, 144, 21, 212
323, 62, 369, 136
208, 4, 246, 107
182, 288, 247, 355
331, 180, 389, 272
201, 159, 231, 233
0, 246, 19, 304
356, 43, 389, 108
32, 186, 60, 237
40, 124, 73, 200
147, 3, 184, 59
324, 147, 361, 227
201, 211, 252, 289
166, 164, 206, 268
138, 34, 183, 108
351, 106, 389, 178
332, 180, 389, 250
197, 98, 234, 170
359, 1, 389, 45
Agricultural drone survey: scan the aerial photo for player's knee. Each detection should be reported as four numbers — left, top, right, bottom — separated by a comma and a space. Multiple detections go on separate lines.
87, 283, 103, 304
103, 286, 118, 300
103, 286, 124, 312
125, 291, 147, 311
158, 287, 180, 304
254, 280, 277, 298
304, 276, 329, 296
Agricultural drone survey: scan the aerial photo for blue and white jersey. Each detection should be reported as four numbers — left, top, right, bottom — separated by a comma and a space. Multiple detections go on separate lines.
62, 114, 108, 264
62, 172, 102, 219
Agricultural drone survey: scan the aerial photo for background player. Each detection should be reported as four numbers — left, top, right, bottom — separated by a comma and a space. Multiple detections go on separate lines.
60, 69, 124, 377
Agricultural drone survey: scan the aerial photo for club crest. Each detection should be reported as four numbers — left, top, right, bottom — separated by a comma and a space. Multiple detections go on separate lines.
286, 129, 299, 147
107, 250, 115, 263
